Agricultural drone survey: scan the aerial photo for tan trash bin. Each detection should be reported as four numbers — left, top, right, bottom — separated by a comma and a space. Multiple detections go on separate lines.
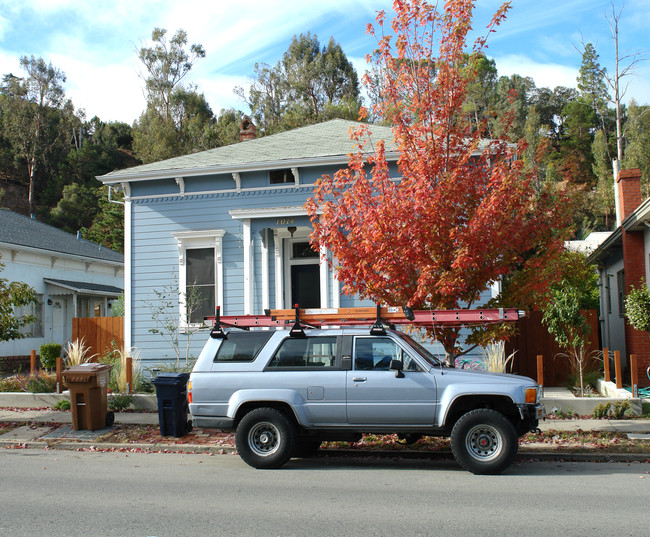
63, 363, 113, 431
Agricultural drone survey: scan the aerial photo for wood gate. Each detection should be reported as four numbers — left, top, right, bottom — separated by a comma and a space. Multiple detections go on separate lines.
505, 310, 599, 386
71, 317, 124, 360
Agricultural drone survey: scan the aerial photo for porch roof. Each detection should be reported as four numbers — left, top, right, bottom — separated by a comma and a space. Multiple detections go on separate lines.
44, 278, 123, 297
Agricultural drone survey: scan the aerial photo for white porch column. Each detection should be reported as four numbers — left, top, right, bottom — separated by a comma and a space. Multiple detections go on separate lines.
261, 229, 270, 312
243, 218, 252, 314
319, 245, 329, 308
124, 196, 132, 349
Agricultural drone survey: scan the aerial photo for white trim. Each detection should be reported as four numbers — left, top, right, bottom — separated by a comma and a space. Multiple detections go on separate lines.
171, 229, 225, 325
243, 219, 252, 314
230, 206, 309, 219
273, 229, 283, 309
319, 244, 329, 308
175, 177, 185, 196
261, 229, 269, 311
127, 183, 317, 202
124, 198, 132, 349
281, 231, 322, 308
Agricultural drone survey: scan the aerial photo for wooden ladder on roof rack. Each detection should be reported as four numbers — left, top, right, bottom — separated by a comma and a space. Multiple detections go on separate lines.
206, 305, 523, 338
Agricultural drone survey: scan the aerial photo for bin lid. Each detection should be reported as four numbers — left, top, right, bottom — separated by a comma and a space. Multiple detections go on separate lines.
65, 363, 112, 372
63, 363, 112, 383
151, 372, 190, 386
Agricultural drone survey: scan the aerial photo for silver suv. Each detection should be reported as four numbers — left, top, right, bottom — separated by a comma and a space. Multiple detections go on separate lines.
188, 327, 544, 474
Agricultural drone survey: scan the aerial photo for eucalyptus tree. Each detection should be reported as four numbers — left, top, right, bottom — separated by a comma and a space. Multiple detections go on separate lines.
0, 57, 75, 215
237, 33, 361, 135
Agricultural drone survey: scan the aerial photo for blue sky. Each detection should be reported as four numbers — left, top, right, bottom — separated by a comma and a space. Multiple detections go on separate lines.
0, 0, 647, 124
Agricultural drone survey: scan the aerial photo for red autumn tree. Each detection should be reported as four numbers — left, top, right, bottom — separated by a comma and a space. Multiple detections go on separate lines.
306, 0, 571, 365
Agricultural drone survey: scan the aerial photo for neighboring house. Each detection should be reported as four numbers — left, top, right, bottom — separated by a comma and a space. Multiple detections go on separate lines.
565, 231, 612, 255
98, 119, 495, 366
0, 209, 124, 357
587, 168, 650, 387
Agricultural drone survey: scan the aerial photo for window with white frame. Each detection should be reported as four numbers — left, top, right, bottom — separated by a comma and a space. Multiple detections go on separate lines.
172, 230, 225, 326
18, 294, 44, 338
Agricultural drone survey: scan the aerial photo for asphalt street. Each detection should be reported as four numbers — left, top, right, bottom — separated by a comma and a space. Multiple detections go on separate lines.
1, 448, 648, 537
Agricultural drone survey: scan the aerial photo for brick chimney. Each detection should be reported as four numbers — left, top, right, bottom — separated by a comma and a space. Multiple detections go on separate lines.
618, 168, 650, 387
616, 168, 643, 225
239, 116, 256, 142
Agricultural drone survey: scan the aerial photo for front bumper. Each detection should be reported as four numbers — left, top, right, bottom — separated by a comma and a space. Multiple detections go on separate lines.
517, 403, 546, 430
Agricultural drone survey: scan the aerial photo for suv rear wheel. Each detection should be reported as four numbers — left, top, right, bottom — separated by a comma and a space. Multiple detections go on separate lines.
236, 407, 297, 469
450, 409, 518, 475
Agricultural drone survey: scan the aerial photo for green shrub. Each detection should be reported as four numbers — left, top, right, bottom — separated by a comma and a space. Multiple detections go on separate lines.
39, 342, 62, 370
611, 400, 630, 419
108, 394, 134, 411
54, 399, 71, 411
593, 402, 611, 419
592, 400, 630, 419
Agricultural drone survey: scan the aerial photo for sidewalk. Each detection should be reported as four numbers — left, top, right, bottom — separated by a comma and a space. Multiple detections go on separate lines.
2, 408, 650, 433
1, 408, 649, 462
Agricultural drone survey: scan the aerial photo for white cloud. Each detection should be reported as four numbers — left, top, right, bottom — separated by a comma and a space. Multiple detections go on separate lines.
493, 54, 579, 91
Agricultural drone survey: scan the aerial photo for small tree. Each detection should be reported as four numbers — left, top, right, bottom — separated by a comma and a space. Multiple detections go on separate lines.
542, 283, 592, 396
307, 0, 570, 366
0, 258, 36, 342
145, 281, 206, 368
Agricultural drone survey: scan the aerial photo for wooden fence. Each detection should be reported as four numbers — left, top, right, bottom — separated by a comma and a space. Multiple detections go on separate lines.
505, 310, 600, 386
72, 317, 124, 360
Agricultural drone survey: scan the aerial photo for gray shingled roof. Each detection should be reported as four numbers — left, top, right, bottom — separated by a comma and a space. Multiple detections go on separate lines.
0, 209, 123, 264
100, 119, 397, 182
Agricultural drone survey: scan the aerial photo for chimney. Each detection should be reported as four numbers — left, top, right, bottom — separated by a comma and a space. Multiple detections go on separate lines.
616, 168, 643, 226
239, 116, 256, 142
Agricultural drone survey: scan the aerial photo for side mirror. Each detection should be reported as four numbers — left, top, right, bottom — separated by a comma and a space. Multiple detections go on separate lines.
390, 359, 405, 378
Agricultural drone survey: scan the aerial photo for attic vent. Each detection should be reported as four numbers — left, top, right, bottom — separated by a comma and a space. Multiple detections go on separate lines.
270, 169, 295, 184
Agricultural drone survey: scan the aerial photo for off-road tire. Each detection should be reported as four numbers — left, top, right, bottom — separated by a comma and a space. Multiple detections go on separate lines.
450, 409, 518, 475
236, 407, 297, 469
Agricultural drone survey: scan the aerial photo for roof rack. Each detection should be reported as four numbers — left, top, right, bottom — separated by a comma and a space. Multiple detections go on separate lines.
208, 305, 523, 339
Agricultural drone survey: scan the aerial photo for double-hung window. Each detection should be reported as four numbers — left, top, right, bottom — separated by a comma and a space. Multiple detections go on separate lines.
172, 230, 225, 326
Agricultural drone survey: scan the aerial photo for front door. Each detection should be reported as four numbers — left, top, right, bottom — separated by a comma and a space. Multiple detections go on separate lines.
291, 265, 320, 308
285, 239, 321, 308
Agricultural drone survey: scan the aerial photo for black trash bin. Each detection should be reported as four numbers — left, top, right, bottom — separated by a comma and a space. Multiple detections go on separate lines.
151, 372, 192, 437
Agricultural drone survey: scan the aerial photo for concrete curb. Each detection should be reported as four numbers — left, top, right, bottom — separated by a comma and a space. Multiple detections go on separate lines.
1, 438, 648, 463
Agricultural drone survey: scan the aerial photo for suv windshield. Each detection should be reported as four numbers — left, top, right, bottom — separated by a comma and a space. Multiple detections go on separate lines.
399, 334, 442, 366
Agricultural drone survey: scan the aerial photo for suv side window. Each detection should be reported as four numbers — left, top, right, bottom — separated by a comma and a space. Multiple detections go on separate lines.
267, 336, 338, 369
354, 337, 422, 371
213, 332, 273, 362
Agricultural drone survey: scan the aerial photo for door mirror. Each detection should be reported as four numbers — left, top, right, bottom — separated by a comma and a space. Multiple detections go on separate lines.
390, 359, 405, 378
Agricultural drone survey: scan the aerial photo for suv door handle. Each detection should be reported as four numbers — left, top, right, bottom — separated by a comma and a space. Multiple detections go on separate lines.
352, 377, 367, 382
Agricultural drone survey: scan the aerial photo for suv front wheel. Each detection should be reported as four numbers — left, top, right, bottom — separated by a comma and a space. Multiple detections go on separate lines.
450, 409, 518, 475
236, 407, 297, 469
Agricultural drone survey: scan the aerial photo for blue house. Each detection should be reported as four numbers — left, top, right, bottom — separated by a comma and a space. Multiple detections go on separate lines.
98, 119, 494, 366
